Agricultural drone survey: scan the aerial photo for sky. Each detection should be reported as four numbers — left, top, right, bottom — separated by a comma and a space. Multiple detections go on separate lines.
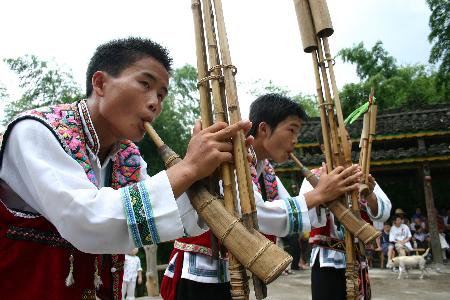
0, 0, 433, 129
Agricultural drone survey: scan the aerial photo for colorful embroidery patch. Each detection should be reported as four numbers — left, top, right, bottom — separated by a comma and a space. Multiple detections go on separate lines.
121, 182, 159, 247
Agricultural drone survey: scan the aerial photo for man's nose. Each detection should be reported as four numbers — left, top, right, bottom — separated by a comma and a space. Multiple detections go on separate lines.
147, 92, 159, 112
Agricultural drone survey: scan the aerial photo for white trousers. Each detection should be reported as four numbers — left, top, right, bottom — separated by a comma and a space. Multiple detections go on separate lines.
121, 280, 137, 300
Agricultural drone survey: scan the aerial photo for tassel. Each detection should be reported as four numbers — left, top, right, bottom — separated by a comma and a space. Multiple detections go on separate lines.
65, 254, 75, 287
344, 96, 377, 125
94, 257, 103, 289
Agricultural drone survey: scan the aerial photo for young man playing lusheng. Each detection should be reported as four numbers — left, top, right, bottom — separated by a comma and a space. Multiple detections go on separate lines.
303, 129, 392, 300
161, 93, 362, 300
0, 37, 252, 300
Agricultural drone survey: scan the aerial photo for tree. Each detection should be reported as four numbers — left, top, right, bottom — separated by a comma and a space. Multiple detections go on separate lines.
0, 83, 8, 102
2, 55, 83, 124
246, 79, 319, 117
339, 41, 398, 81
338, 41, 447, 115
427, 0, 450, 93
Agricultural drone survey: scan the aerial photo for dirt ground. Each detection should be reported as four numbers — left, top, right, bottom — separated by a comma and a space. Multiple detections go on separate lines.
248, 266, 450, 300
138, 265, 450, 300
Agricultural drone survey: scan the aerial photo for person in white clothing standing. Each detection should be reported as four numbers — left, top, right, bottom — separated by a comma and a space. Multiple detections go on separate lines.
122, 248, 143, 300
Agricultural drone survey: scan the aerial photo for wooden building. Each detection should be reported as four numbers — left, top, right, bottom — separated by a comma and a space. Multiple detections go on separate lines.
275, 105, 450, 217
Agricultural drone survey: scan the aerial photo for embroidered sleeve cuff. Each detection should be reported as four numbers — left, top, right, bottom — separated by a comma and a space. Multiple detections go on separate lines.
121, 171, 184, 247
282, 195, 311, 234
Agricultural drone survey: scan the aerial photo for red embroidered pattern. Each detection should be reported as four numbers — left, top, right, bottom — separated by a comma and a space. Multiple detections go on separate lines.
250, 159, 280, 201
174, 240, 213, 256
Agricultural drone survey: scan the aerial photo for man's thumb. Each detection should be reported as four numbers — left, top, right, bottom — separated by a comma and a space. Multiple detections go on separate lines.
192, 119, 202, 136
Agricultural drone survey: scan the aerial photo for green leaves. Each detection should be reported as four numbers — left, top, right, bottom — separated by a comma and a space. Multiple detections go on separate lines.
426, 0, 449, 94
338, 42, 448, 115
246, 79, 319, 117
2, 55, 83, 124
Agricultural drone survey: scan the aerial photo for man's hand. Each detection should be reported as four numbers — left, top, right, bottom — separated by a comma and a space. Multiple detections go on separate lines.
167, 120, 252, 198
183, 120, 252, 181
366, 174, 376, 195
304, 163, 362, 209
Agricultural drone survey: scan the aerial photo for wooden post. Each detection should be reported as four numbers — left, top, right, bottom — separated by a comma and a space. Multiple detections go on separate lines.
422, 163, 444, 264
144, 245, 159, 296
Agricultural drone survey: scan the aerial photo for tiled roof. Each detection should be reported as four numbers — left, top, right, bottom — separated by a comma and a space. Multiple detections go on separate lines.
299, 105, 450, 143
277, 142, 450, 169
277, 105, 450, 169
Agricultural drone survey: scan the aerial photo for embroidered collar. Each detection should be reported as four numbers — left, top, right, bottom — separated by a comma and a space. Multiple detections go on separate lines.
78, 99, 100, 157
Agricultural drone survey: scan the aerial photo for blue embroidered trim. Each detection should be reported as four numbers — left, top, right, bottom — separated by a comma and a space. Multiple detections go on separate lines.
283, 197, 303, 234
187, 253, 229, 282
121, 187, 143, 247
321, 248, 346, 266
137, 182, 160, 244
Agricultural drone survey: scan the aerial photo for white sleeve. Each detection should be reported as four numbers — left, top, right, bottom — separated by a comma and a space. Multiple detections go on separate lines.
139, 157, 206, 238
0, 119, 189, 254
366, 183, 392, 223
299, 178, 326, 228
254, 176, 311, 237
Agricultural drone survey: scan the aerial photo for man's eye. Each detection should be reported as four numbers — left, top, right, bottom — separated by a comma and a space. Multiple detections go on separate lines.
140, 81, 150, 89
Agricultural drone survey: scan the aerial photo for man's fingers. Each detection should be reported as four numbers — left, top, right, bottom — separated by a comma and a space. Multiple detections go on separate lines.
343, 183, 360, 193
213, 120, 252, 140
192, 119, 202, 136
245, 135, 254, 148
214, 141, 233, 153
217, 152, 233, 164
336, 164, 359, 179
320, 162, 329, 175
328, 165, 345, 175
202, 121, 228, 134
342, 172, 362, 186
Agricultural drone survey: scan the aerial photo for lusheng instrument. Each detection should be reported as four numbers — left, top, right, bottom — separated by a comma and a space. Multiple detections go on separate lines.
358, 88, 378, 197
289, 153, 379, 245
292, 0, 379, 298
143, 124, 292, 289
190, 0, 295, 298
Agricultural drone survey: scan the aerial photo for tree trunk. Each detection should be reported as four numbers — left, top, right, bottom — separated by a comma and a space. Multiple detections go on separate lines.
144, 245, 159, 296
422, 163, 443, 264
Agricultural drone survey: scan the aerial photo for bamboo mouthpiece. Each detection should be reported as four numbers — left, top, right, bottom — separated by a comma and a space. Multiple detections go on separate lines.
144, 122, 164, 148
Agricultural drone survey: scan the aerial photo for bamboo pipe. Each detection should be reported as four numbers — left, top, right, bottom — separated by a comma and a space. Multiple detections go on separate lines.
144, 122, 293, 284
211, 1, 267, 297
358, 88, 376, 196
211, 0, 257, 229
196, 0, 249, 298
316, 39, 341, 167
293, 0, 317, 53
366, 104, 377, 181
308, 0, 334, 38
192, 0, 213, 128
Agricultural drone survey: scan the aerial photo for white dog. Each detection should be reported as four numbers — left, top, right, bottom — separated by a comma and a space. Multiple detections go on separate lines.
386, 248, 430, 279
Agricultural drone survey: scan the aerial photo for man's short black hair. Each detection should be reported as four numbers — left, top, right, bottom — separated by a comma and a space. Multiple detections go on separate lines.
248, 93, 308, 137
85, 37, 173, 97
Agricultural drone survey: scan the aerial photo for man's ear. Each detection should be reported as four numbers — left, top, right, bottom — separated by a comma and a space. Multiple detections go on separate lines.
91, 71, 107, 97
257, 122, 270, 138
